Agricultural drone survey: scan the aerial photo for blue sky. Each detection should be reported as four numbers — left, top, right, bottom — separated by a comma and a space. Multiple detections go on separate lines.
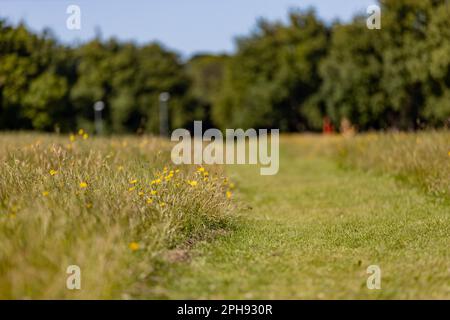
0, 0, 375, 57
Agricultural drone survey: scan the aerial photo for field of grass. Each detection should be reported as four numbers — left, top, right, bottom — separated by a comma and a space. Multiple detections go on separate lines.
156, 132, 450, 299
334, 131, 450, 198
0, 131, 449, 299
0, 133, 234, 299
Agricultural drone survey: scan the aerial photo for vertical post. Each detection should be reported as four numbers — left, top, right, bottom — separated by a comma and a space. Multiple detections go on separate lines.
93, 101, 105, 135
159, 92, 170, 137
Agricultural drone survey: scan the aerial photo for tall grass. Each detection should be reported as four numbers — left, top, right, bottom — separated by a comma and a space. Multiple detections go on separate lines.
0, 133, 235, 299
334, 131, 450, 199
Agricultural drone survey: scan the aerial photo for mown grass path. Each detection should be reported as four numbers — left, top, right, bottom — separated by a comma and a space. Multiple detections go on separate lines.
156, 141, 450, 299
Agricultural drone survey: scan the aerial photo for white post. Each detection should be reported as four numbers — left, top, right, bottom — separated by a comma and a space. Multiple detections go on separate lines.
93, 101, 104, 135
159, 92, 170, 137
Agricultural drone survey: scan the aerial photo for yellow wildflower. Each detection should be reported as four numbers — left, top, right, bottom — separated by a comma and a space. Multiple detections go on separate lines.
150, 190, 157, 195
226, 191, 232, 199
159, 202, 166, 207
138, 191, 144, 196
83, 133, 89, 140
187, 180, 198, 187
129, 242, 140, 251
229, 182, 235, 189
79, 181, 88, 188
151, 178, 161, 185
78, 129, 84, 136
128, 187, 136, 192
129, 179, 138, 184
146, 198, 153, 204
49, 169, 58, 176
69, 134, 76, 142
197, 167, 205, 173
86, 203, 93, 209
42, 191, 49, 197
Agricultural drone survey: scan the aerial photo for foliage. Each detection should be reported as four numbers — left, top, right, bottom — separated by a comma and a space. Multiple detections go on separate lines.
1, 1, 450, 132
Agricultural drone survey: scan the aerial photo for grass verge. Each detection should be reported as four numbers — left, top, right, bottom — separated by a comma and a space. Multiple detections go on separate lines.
0, 133, 235, 299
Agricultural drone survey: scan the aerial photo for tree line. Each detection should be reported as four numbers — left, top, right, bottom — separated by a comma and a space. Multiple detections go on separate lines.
0, 0, 449, 133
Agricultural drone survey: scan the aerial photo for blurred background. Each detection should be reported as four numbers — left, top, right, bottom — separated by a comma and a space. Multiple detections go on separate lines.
0, 0, 449, 134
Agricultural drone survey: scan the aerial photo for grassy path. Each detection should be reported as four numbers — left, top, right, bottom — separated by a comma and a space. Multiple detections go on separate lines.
155, 141, 449, 299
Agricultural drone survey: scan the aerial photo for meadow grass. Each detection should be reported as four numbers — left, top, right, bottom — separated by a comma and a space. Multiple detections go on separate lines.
333, 131, 450, 199
156, 133, 450, 299
0, 132, 235, 299
0, 131, 448, 299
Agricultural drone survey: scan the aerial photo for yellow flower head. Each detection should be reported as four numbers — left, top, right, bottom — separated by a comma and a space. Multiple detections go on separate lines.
129, 179, 138, 184
138, 191, 144, 196
197, 167, 205, 173
78, 129, 84, 136
42, 191, 49, 197
159, 202, 166, 207
129, 242, 140, 251
150, 190, 157, 195
151, 178, 161, 185
128, 187, 136, 192
187, 180, 198, 187
448, 151, 450, 157
69, 134, 76, 142
226, 191, 232, 199
79, 181, 88, 188
49, 169, 58, 176
146, 198, 153, 204
83, 133, 89, 140
86, 203, 93, 209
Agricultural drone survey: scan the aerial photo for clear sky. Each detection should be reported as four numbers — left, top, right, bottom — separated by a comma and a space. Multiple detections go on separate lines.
0, 0, 375, 57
